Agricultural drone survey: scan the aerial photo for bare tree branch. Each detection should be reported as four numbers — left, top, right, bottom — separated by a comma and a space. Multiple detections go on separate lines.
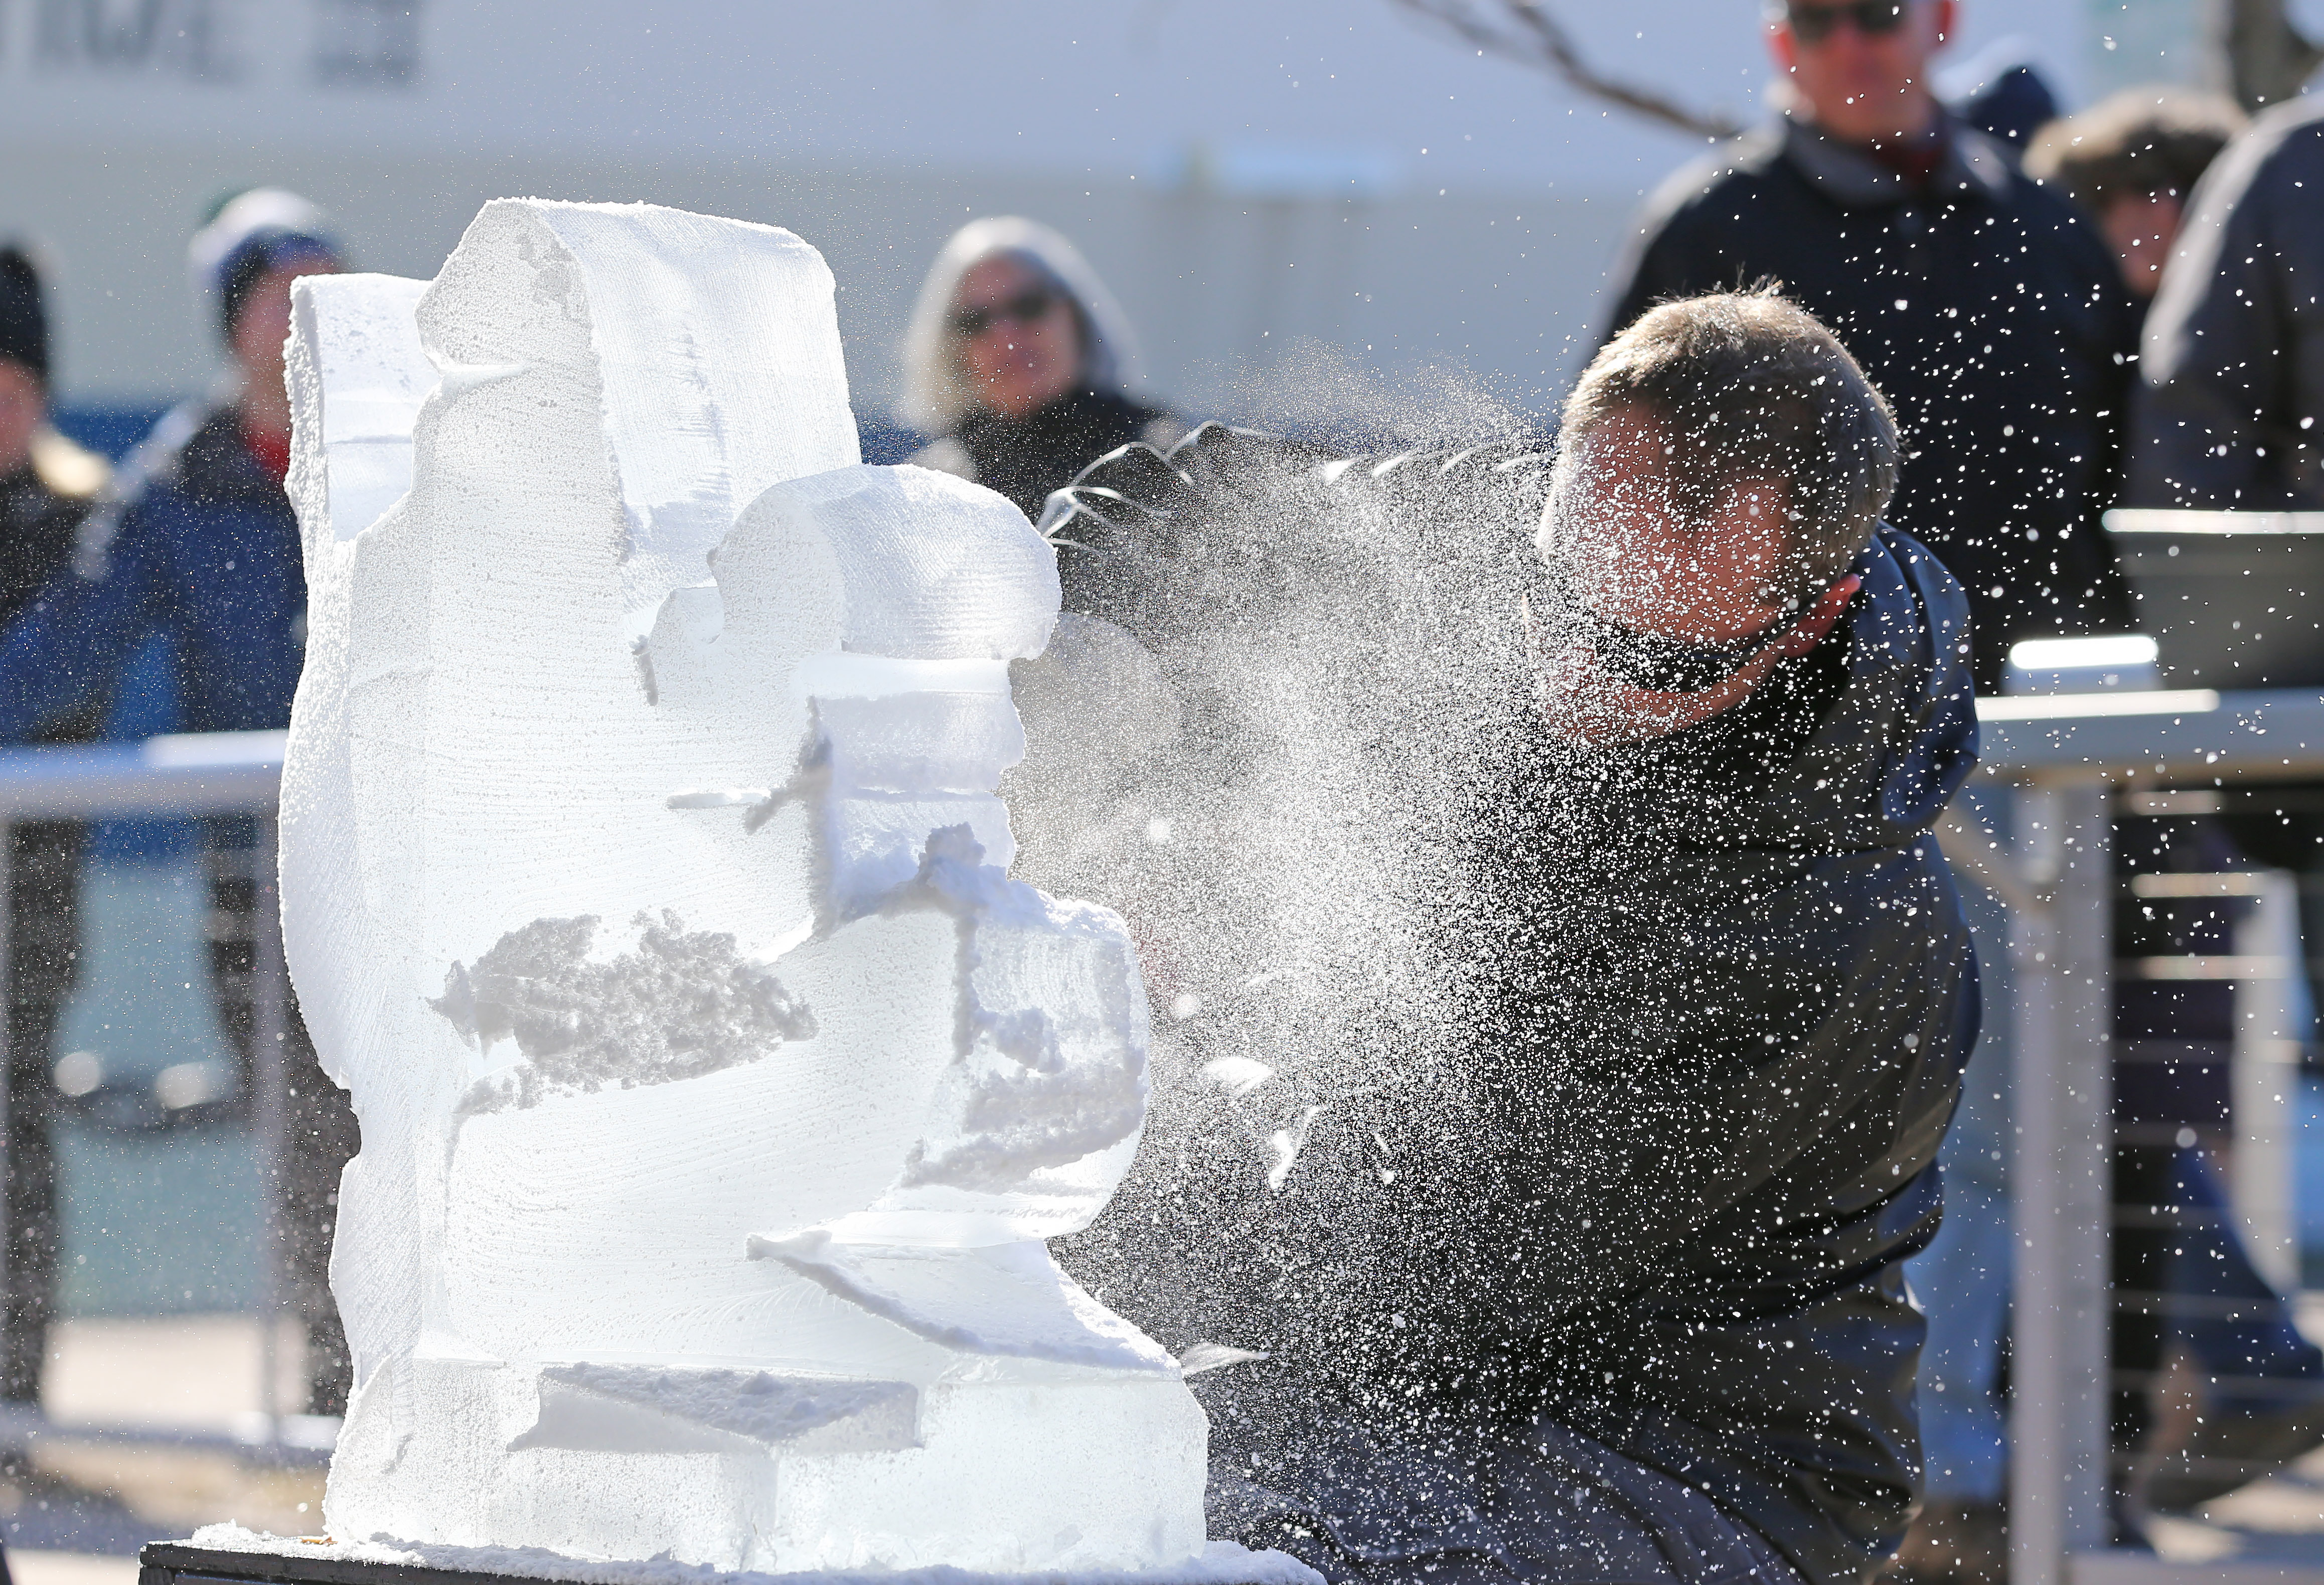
2218, 0, 2324, 114
1391, 0, 1744, 141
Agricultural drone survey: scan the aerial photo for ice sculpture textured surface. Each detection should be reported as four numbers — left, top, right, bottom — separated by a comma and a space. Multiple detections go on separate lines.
279, 200, 1211, 1575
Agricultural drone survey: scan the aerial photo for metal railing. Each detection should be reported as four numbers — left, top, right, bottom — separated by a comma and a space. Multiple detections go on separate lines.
1976, 685, 2324, 1585
0, 730, 322, 1465
0, 698, 2312, 1539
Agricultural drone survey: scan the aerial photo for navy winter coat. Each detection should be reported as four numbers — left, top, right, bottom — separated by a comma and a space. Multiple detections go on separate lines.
0, 404, 305, 742
2130, 97, 2324, 510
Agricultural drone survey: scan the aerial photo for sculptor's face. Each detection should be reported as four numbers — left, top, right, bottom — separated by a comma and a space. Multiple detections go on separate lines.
1533, 407, 1859, 747
1550, 408, 1796, 645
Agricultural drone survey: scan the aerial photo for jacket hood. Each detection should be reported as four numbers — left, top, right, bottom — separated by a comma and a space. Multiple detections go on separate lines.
1783, 524, 1980, 845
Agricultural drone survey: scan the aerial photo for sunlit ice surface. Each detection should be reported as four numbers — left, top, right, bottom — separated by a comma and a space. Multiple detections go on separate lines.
270, 200, 1225, 1576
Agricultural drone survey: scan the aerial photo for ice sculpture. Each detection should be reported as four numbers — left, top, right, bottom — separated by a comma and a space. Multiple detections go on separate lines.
279, 200, 1208, 1573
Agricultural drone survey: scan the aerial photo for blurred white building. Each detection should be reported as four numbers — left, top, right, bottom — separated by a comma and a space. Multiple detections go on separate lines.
0, 0, 2265, 435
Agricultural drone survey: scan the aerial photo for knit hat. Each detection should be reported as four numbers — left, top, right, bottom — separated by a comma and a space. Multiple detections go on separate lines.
0, 247, 49, 385
188, 188, 344, 341
2026, 89, 2249, 211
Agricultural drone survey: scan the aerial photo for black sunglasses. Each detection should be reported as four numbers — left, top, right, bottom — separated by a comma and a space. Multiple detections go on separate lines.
1786, 0, 1908, 45
950, 288, 1060, 339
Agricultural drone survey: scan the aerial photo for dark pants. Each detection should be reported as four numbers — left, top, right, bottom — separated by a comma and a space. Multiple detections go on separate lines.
3, 817, 360, 1415
1205, 1407, 1806, 1585
206, 817, 360, 1417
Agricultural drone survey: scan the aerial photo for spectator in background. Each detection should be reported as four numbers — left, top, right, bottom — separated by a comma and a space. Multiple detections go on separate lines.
0, 190, 357, 1415
1604, 0, 2139, 692
2026, 90, 2246, 313
0, 246, 108, 1412
2113, 98, 2324, 1507
899, 217, 1179, 522
1952, 87, 2318, 1560
1603, 7, 2134, 1579
2129, 98, 2324, 509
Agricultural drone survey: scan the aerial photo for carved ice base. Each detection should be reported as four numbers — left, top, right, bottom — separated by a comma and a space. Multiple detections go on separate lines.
324, 1356, 1211, 1575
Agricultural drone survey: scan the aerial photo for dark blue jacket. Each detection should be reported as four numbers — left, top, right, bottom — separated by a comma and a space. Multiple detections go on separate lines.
0, 404, 305, 742
1483, 521, 1980, 1585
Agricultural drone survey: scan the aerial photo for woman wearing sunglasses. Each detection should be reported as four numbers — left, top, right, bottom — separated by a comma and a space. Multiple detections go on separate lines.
899, 216, 1180, 523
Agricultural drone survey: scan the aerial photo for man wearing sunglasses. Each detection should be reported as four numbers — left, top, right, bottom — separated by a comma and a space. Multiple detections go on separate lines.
1605, 0, 2137, 697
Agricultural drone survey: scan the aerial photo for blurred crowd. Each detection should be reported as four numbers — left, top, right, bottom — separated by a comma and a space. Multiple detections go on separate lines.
0, 0, 2318, 1579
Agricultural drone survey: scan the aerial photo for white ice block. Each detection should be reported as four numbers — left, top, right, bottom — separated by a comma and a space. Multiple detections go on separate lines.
753, 464, 1059, 660
280, 200, 1209, 1577
820, 794, 1017, 915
